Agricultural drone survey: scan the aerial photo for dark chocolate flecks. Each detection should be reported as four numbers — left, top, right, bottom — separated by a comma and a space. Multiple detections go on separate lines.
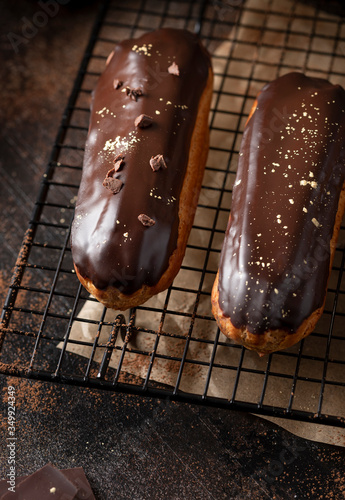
71, 28, 211, 294
138, 214, 155, 226
135, 114, 153, 128
114, 153, 125, 162
113, 79, 123, 89
217, 72, 345, 335
113, 158, 125, 172
168, 62, 180, 76
124, 87, 143, 101
150, 154, 167, 171
102, 177, 123, 194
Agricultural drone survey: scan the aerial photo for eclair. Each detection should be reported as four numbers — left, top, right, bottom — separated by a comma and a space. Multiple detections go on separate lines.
212, 72, 345, 355
71, 28, 213, 310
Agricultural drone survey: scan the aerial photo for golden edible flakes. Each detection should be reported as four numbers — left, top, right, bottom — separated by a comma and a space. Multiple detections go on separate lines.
96, 106, 108, 116
300, 179, 317, 188
174, 104, 189, 110
103, 132, 140, 154
132, 43, 153, 56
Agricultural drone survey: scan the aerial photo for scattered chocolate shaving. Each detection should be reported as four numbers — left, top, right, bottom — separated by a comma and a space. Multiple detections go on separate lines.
113, 79, 123, 89
168, 61, 180, 76
106, 154, 125, 176
123, 86, 143, 101
129, 88, 143, 101
150, 154, 167, 172
106, 167, 115, 178
114, 153, 125, 162
113, 159, 125, 172
103, 177, 123, 194
135, 114, 153, 128
138, 214, 155, 227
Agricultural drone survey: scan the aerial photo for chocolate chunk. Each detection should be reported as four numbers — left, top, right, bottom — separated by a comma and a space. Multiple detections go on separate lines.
110, 154, 125, 173
103, 177, 123, 194
60, 467, 96, 500
150, 154, 167, 171
135, 114, 153, 128
113, 79, 123, 89
106, 166, 115, 178
129, 88, 143, 101
123, 86, 143, 101
0, 464, 78, 500
114, 153, 125, 162
138, 214, 155, 227
114, 159, 125, 172
114, 160, 124, 172
168, 61, 180, 76
0, 465, 96, 500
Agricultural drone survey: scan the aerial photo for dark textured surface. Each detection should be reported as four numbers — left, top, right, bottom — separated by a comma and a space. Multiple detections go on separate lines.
1, 2, 345, 499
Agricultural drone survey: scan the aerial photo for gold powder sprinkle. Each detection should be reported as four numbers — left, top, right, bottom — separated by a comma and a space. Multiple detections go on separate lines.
103, 133, 140, 153
96, 107, 107, 115
132, 43, 152, 56
300, 179, 317, 188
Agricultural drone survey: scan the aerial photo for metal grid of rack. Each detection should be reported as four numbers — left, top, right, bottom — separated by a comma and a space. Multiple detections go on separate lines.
1, 0, 345, 427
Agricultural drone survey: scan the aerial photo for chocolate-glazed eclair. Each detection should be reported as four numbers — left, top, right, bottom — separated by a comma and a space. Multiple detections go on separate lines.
71, 28, 213, 310
212, 72, 345, 355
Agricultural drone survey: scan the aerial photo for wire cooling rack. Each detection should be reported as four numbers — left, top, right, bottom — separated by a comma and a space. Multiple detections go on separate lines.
1, 0, 345, 427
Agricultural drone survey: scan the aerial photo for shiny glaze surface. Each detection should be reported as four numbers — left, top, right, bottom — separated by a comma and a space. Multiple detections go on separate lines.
71, 28, 211, 293
218, 72, 345, 334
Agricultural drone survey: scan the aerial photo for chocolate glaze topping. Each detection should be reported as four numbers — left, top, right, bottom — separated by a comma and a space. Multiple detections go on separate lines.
71, 28, 210, 294
218, 72, 345, 334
